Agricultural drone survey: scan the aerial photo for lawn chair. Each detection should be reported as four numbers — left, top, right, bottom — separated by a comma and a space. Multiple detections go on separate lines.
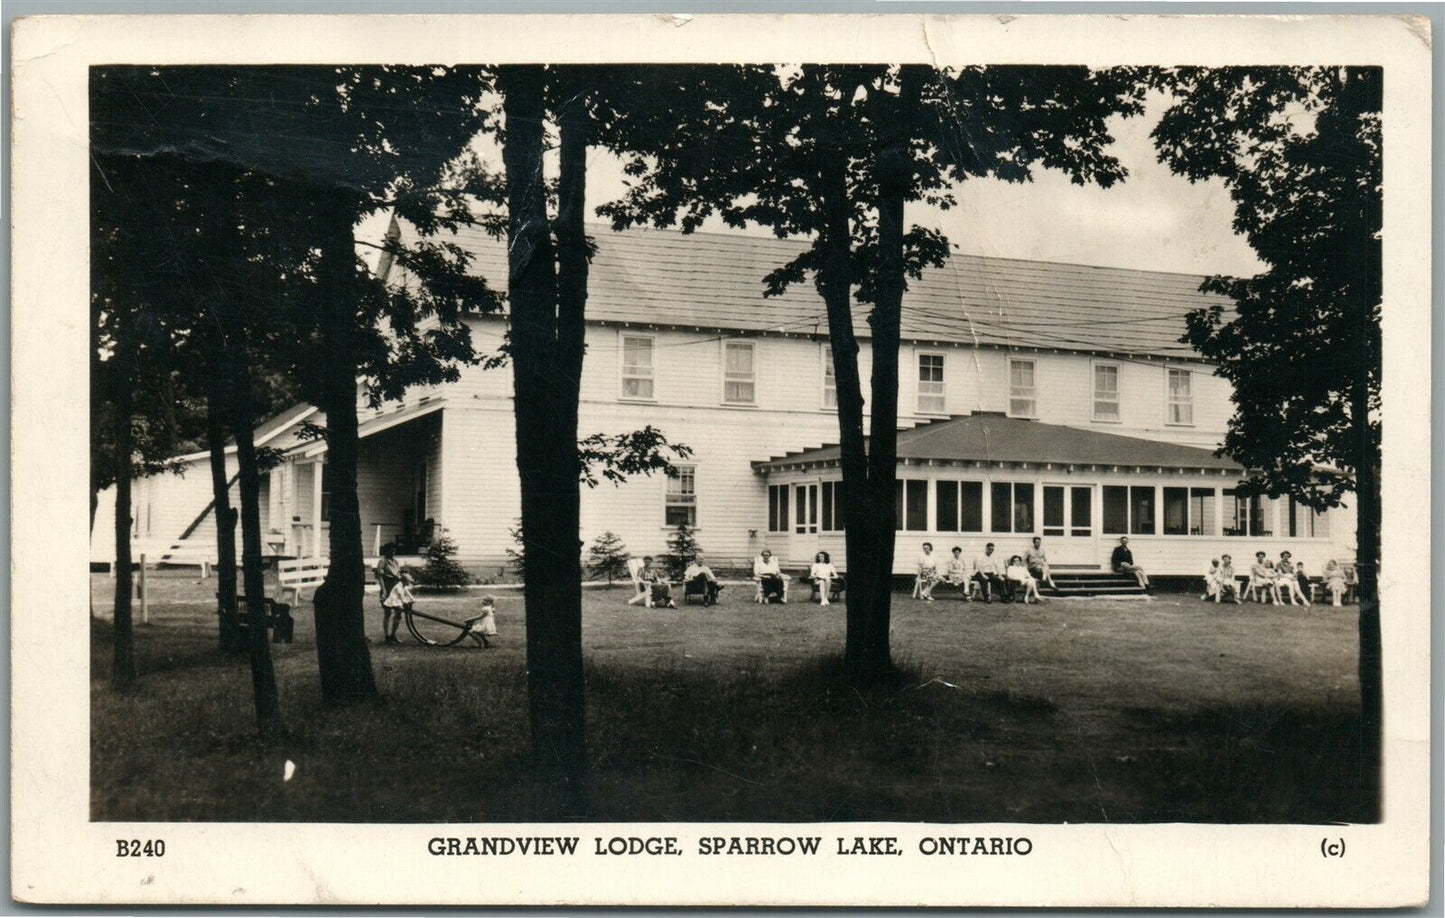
808, 577, 844, 603
683, 577, 710, 606
753, 575, 788, 604
625, 558, 652, 608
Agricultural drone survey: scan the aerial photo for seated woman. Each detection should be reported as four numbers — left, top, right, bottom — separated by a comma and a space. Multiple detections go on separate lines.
941, 546, 973, 601
1004, 555, 1042, 604
753, 549, 788, 604
1215, 554, 1241, 603
807, 551, 840, 606
1323, 560, 1348, 607
1276, 552, 1311, 606
1202, 558, 1221, 601
915, 542, 940, 602
641, 555, 676, 609
1248, 552, 1279, 604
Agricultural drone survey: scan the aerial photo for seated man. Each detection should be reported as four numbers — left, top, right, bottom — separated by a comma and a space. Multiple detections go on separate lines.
1215, 554, 1241, 603
684, 553, 723, 607
1025, 536, 1058, 590
753, 549, 788, 604
1110, 536, 1150, 592
972, 542, 1007, 603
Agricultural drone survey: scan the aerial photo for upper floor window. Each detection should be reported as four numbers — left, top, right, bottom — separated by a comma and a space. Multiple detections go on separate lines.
723, 341, 756, 405
665, 465, 697, 527
1008, 358, 1037, 418
822, 347, 837, 409
1093, 362, 1120, 422
620, 334, 655, 400
1167, 368, 1194, 425
918, 353, 946, 414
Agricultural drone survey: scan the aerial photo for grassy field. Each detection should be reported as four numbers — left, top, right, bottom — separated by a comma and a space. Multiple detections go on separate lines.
90, 571, 1375, 824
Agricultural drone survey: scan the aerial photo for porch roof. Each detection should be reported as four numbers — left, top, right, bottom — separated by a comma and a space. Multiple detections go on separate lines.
290, 398, 444, 459
752, 413, 1244, 474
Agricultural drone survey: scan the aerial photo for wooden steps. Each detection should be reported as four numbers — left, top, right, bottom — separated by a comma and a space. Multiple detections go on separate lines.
1044, 571, 1147, 597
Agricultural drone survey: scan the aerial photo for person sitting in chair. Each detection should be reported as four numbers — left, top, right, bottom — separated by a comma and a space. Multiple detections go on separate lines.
972, 543, 1007, 603
807, 551, 840, 606
1026, 536, 1058, 591
1276, 551, 1311, 606
684, 553, 723, 607
916, 542, 940, 602
1323, 560, 1348, 606
1215, 554, 1241, 603
641, 555, 676, 609
754, 549, 788, 604
1005, 554, 1042, 604
1249, 552, 1280, 604
1110, 536, 1150, 593
942, 546, 972, 601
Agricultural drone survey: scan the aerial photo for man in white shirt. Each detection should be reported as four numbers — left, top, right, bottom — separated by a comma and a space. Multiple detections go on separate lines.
753, 549, 787, 604
684, 552, 723, 606
972, 542, 1006, 603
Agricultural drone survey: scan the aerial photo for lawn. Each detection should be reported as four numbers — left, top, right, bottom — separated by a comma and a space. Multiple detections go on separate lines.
89, 571, 1376, 824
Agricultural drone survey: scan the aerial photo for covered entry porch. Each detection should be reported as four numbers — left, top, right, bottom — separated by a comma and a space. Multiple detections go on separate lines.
753, 414, 1351, 577
266, 399, 444, 559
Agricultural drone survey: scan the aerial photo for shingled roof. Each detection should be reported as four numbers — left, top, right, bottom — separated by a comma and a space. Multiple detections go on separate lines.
399, 221, 1230, 361
752, 414, 1243, 474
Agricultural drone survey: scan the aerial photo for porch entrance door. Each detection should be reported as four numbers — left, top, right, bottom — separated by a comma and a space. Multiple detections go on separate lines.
1042, 484, 1097, 566
789, 482, 820, 565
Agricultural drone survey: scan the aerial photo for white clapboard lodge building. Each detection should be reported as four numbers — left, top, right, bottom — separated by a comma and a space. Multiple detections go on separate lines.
94, 223, 1356, 579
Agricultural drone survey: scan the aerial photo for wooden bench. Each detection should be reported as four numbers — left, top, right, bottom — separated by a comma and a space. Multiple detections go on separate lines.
277, 557, 329, 604
235, 596, 295, 644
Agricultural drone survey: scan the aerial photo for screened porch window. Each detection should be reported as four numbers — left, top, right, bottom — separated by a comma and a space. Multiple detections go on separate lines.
1223, 489, 1271, 537
1102, 485, 1155, 534
935, 480, 983, 532
1288, 496, 1329, 538
989, 482, 1034, 533
894, 479, 928, 532
821, 480, 845, 531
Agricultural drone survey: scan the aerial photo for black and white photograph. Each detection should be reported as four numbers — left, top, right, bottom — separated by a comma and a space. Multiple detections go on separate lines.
10, 10, 1433, 907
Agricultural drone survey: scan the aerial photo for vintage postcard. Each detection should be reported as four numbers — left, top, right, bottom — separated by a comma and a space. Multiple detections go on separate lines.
9, 10, 1433, 907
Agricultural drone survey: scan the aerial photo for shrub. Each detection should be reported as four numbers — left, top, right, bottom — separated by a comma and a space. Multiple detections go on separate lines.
587, 531, 631, 586
413, 532, 472, 589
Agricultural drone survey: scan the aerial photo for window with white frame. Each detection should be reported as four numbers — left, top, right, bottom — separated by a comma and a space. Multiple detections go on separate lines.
767, 484, 790, 533
917, 353, 946, 414
620, 334, 655, 400
665, 465, 697, 527
1167, 368, 1194, 425
1093, 362, 1120, 421
821, 346, 837, 409
1008, 358, 1037, 418
821, 480, 845, 531
723, 341, 756, 405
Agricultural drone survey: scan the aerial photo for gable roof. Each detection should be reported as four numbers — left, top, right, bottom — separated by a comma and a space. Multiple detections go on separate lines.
394, 222, 1230, 361
752, 413, 1243, 474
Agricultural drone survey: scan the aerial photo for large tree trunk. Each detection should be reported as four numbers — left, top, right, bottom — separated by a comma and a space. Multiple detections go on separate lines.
311, 192, 379, 707
850, 66, 924, 672
111, 360, 136, 691
224, 333, 285, 738
814, 132, 876, 669
502, 64, 588, 819
1353, 371, 1381, 820
206, 374, 242, 654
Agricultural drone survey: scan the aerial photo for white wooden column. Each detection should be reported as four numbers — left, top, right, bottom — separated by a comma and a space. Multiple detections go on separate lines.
311, 460, 324, 558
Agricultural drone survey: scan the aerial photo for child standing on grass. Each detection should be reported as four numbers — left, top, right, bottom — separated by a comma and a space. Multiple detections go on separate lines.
381, 570, 415, 644
467, 595, 498, 648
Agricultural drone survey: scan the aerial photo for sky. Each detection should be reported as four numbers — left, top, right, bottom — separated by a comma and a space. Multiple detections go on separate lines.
365, 92, 1265, 281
